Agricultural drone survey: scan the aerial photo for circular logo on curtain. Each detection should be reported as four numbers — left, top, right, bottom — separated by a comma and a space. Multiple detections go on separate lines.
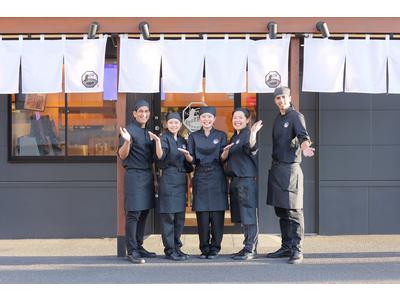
81, 71, 99, 88
265, 71, 281, 88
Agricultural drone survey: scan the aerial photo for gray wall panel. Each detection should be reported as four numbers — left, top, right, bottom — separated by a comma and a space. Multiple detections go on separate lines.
370, 146, 400, 181
371, 110, 400, 145
319, 187, 369, 235
0, 182, 116, 238
319, 147, 370, 181
320, 111, 371, 145
369, 188, 400, 234
320, 93, 371, 110
371, 94, 400, 110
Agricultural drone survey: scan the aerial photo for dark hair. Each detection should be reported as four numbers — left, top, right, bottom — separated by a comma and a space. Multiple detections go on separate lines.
232, 107, 251, 119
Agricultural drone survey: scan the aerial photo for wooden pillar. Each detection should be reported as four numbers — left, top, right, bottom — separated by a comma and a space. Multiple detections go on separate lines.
290, 36, 300, 111
116, 37, 127, 257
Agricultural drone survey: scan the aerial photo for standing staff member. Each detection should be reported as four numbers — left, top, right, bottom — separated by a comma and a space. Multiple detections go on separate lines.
225, 108, 263, 260
118, 100, 157, 264
149, 112, 192, 261
266, 87, 315, 264
178, 106, 229, 259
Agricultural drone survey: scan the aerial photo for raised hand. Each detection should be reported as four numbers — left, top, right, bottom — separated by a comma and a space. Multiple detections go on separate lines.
303, 147, 315, 157
148, 131, 160, 143
119, 127, 131, 143
177, 148, 190, 156
250, 120, 263, 135
223, 143, 235, 152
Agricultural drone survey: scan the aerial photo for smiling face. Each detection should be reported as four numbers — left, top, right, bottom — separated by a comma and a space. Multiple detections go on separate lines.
199, 113, 215, 130
274, 95, 291, 113
167, 118, 182, 135
133, 106, 151, 127
232, 111, 250, 130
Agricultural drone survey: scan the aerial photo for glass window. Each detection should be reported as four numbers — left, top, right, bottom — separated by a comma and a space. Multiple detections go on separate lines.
10, 63, 118, 161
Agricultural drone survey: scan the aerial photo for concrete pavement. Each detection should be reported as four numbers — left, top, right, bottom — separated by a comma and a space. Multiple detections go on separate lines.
0, 234, 400, 283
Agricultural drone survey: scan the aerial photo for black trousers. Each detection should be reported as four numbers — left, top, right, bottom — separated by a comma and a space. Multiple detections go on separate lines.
160, 212, 185, 255
125, 209, 150, 255
196, 211, 225, 254
242, 224, 259, 252
274, 207, 304, 251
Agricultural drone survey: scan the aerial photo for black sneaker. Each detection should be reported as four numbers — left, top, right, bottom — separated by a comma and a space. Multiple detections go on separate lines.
165, 252, 186, 261
207, 251, 219, 259
288, 249, 303, 264
266, 247, 292, 258
138, 246, 157, 258
231, 248, 245, 258
176, 248, 190, 259
127, 252, 145, 264
198, 252, 208, 259
232, 250, 256, 261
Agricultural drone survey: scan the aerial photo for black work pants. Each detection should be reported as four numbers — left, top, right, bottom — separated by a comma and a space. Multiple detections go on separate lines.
125, 209, 150, 255
196, 211, 225, 254
160, 212, 185, 255
274, 207, 304, 251
242, 224, 259, 252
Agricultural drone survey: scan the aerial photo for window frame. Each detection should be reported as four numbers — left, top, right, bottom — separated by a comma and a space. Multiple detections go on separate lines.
7, 94, 117, 163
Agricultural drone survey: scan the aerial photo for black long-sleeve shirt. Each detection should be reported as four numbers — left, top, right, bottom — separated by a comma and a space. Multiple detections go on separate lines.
226, 128, 258, 177
272, 107, 311, 163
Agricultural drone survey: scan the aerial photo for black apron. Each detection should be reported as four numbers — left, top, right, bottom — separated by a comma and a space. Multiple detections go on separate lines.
124, 168, 155, 211
229, 177, 258, 225
192, 164, 228, 212
266, 161, 304, 209
157, 167, 187, 213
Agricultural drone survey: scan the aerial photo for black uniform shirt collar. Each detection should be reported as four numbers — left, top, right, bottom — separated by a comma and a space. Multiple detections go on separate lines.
201, 127, 216, 136
132, 119, 147, 129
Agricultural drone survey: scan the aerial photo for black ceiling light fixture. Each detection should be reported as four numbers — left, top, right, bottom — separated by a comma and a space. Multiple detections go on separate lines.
316, 21, 330, 38
88, 22, 99, 39
267, 21, 278, 39
139, 21, 150, 40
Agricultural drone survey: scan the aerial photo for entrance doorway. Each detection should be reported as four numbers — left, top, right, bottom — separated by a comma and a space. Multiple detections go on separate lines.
155, 79, 257, 233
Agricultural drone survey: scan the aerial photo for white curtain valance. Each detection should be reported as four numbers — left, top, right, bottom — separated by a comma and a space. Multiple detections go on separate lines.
205, 37, 249, 93
248, 34, 290, 93
118, 35, 162, 93
0, 38, 22, 94
161, 37, 205, 93
345, 36, 388, 94
21, 37, 64, 94
302, 37, 346, 93
64, 34, 108, 93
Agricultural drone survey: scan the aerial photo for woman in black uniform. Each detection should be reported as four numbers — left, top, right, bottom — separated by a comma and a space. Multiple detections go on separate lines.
149, 112, 192, 261
178, 106, 230, 259
118, 99, 157, 264
225, 108, 263, 260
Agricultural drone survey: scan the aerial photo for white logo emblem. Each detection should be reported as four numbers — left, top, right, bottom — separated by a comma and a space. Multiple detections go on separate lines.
181, 144, 186, 150
283, 122, 289, 128
235, 139, 240, 145
183, 102, 208, 133
213, 139, 219, 144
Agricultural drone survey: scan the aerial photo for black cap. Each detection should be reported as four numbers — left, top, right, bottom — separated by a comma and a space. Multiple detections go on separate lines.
273, 86, 291, 99
166, 112, 182, 122
134, 99, 150, 111
232, 107, 250, 118
199, 106, 216, 117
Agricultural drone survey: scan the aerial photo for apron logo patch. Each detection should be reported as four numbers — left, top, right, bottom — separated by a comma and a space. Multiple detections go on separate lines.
283, 122, 289, 128
81, 71, 98, 88
213, 139, 219, 144
235, 139, 240, 145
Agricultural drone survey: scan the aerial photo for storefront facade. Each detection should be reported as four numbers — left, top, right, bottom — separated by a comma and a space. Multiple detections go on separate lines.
1, 18, 400, 256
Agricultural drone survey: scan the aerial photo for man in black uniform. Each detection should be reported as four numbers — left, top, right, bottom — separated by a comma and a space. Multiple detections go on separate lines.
266, 87, 315, 264
118, 99, 157, 264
